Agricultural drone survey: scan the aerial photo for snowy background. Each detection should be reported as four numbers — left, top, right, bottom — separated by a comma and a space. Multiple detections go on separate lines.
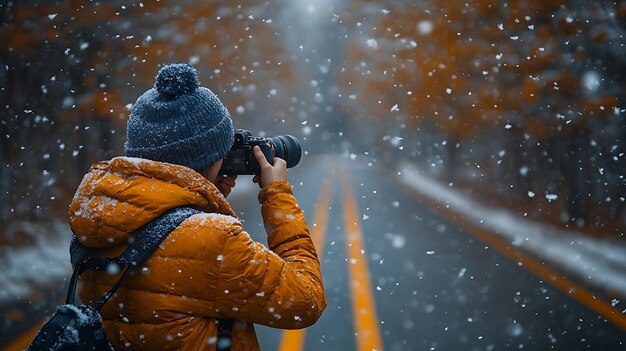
1, 1, 625, 350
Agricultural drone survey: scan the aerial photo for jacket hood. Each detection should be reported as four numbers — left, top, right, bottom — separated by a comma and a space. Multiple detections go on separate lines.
68, 157, 236, 248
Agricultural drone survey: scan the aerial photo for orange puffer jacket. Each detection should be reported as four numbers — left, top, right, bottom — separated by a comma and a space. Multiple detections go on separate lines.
68, 157, 326, 350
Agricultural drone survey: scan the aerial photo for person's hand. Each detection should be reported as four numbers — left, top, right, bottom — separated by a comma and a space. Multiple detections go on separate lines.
252, 145, 287, 188
215, 174, 237, 198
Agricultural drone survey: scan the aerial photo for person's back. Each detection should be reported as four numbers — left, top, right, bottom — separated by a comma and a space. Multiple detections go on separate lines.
68, 64, 326, 350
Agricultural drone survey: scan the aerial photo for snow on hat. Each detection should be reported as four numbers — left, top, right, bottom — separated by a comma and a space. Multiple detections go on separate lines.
124, 63, 234, 172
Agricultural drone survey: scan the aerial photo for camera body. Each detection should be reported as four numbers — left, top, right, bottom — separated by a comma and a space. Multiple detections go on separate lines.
220, 129, 301, 175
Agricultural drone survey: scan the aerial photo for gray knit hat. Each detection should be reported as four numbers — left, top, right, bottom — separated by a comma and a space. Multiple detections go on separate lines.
124, 63, 234, 172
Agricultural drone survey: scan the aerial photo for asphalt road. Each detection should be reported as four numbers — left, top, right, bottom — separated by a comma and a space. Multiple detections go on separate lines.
236, 155, 626, 351
2, 155, 625, 350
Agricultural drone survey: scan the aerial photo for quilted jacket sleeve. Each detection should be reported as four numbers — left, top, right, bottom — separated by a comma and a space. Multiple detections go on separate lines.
214, 181, 326, 329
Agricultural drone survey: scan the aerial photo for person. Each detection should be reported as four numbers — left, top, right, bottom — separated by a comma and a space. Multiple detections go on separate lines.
68, 63, 326, 350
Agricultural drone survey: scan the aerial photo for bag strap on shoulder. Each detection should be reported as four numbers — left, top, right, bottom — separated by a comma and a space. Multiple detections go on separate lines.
67, 206, 201, 309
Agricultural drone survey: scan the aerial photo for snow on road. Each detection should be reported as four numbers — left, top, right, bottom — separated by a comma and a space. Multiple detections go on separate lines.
398, 163, 626, 297
0, 221, 71, 302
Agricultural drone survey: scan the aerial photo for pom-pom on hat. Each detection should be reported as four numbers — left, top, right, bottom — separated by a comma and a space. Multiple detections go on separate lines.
124, 63, 234, 172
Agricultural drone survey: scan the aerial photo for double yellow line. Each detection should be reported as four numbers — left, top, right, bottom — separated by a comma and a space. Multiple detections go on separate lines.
278, 170, 384, 351
340, 172, 384, 351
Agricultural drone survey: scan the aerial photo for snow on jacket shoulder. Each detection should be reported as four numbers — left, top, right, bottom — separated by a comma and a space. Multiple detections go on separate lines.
68, 157, 326, 351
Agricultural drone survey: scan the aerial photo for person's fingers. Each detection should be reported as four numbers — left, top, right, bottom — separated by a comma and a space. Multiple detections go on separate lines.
273, 157, 287, 168
222, 175, 234, 185
216, 183, 229, 197
253, 146, 271, 168
252, 175, 263, 188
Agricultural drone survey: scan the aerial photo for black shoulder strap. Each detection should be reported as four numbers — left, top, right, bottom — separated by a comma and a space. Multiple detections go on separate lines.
67, 206, 201, 310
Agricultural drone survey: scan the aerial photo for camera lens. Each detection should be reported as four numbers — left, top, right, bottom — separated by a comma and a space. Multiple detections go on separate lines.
270, 135, 301, 168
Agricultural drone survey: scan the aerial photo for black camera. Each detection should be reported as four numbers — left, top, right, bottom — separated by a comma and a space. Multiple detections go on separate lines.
219, 129, 302, 175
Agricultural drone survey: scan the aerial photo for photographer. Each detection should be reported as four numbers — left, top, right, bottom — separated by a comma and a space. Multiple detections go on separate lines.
68, 64, 326, 350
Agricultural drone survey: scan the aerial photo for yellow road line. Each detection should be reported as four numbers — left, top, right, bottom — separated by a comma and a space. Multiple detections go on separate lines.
342, 170, 384, 351
277, 177, 333, 351
399, 179, 626, 332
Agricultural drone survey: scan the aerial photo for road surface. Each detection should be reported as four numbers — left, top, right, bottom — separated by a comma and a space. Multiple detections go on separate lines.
248, 155, 626, 350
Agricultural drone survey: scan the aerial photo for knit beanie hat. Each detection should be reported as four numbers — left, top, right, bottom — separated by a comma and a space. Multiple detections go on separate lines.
124, 63, 234, 172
